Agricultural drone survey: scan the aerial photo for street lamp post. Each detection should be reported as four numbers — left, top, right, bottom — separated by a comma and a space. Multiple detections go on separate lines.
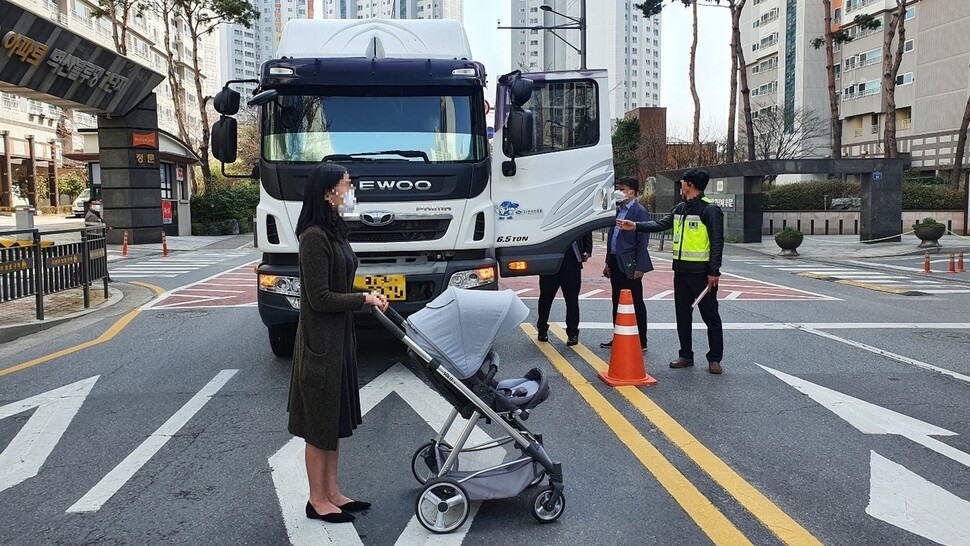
498, 1, 587, 70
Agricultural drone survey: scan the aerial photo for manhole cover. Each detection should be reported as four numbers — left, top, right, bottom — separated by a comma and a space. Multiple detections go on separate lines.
916, 331, 970, 344
154, 310, 210, 319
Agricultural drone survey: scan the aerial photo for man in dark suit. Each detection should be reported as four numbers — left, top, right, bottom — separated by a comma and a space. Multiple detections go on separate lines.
601, 176, 652, 350
536, 232, 593, 346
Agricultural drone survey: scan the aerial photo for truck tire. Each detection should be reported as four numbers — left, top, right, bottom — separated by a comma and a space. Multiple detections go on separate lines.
268, 323, 297, 357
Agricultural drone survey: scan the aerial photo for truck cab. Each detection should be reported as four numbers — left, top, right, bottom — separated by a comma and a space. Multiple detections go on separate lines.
211, 19, 615, 356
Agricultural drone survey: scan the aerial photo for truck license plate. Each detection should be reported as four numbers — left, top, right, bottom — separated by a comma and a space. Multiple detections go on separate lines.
354, 274, 406, 301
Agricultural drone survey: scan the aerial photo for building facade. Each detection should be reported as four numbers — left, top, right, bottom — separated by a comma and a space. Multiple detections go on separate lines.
739, 0, 829, 164
509, 0, 662, 120
320, 0, 462, 20
837, 0, 969, 177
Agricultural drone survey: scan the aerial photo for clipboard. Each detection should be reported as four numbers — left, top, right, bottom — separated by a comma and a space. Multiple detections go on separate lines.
691, 285, 710, 309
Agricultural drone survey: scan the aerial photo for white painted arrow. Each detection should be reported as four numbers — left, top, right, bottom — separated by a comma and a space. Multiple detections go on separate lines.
757, 364, 970, 469
867, 451, 970, 546
271, 363, 504, 545
0, 376, 99, 493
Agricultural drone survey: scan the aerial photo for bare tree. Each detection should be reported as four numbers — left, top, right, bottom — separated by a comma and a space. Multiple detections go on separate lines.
89, 0, 141, 55
751, 105, 828, 162
687, 0, 701, 165
728, 0, 755, 162
881, 0, 908, 158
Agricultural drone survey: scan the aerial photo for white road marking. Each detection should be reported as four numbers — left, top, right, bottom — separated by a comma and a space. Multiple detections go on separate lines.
143, 261, 259, 310
0, 377, 99, 493
578, 289, 603, 299
67, 370, 238, 512
514, 288, 532, 295
867, 451, 970, 546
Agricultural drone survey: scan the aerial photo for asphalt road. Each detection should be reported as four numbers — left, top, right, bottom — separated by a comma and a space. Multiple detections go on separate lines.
1, 245, 969, 545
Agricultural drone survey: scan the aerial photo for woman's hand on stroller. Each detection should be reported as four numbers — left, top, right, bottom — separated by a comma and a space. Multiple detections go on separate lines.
364, 291, 389, 311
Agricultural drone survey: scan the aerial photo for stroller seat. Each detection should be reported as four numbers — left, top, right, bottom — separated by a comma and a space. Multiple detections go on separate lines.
493, 368, 549, 412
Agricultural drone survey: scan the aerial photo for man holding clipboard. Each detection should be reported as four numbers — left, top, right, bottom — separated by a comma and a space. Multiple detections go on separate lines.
601, 176, 652, 351
617, 169, 725, 374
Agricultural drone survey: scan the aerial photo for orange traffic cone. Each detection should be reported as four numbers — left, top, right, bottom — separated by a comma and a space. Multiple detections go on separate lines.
948, 253, 956, 273
599, 289, 657, 387
923, 252, 930, 273
161, 230, 169, 257
121, 230, 128, 258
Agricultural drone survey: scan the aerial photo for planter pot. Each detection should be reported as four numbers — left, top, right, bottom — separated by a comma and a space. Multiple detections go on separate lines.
913, 225, 945, 248
775, 235, 803, 257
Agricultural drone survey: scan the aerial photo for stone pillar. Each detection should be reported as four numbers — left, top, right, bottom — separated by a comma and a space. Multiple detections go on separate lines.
860, 161, 903, 243
0, 131, 11, 207
98, 93, 162, 244
710, 175, 762, 243
26, 135, 37, 207
47, 140, 58, 207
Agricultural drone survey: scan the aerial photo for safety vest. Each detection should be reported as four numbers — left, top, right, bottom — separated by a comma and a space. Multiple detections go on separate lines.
671, 196, 713, 262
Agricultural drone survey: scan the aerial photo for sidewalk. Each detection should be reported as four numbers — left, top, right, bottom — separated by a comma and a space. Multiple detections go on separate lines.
1, 213, 254, 343
729, 234, 970, 260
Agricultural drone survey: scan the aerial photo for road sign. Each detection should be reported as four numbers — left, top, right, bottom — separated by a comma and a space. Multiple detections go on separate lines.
872, 171, 883, 181
162, 201, 173, 225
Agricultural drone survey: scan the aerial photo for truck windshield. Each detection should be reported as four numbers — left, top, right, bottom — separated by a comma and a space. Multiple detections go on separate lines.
263, 87, 486, 163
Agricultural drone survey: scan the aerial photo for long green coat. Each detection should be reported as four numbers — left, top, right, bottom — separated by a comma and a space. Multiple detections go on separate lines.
287, 226, 365, 450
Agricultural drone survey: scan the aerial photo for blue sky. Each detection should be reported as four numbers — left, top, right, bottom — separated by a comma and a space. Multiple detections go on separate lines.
463, 1, 732, 136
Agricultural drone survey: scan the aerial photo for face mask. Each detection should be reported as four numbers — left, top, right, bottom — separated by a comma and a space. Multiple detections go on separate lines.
612, 190, 627, 203
337, 187, 356, 214
91, 205, 101, 213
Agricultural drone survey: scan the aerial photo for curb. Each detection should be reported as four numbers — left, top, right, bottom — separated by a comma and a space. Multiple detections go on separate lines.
0, 286, 125, 344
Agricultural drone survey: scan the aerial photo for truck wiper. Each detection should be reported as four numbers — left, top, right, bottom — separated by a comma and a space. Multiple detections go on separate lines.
322, 150, 430, 163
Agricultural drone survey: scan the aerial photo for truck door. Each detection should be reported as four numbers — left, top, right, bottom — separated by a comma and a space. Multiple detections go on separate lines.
491, 70, 615, 277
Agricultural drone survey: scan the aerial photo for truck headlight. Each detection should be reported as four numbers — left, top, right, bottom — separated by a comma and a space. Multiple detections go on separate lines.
258, 274, 301, 296
448, 266, 497, 289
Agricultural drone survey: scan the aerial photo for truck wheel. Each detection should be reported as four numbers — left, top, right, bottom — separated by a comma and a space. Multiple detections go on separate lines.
268, 324, 296, 357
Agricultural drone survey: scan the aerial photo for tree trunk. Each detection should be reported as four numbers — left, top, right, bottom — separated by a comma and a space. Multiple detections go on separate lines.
161, 1, 190, 148
822, 0, 842, 159
726, 16, 738, 164
187, 18, 213, 187
882, 0, 907, 158
733, 1, 755, 161
689, 0, 701, 165
952, 94, 970, 186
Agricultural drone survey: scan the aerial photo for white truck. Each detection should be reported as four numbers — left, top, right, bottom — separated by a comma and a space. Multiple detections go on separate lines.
211, 19, 617, 356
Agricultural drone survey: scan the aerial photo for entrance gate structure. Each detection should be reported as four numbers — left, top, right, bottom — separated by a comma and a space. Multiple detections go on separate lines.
655, 159, 907, 244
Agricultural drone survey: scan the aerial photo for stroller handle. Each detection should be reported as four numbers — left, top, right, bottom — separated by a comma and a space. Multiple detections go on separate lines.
371, 305, 407, 341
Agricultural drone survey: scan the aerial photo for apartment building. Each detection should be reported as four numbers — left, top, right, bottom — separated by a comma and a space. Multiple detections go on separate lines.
509, 0, 662, 120
321, 0, 463, 20
1, 0, 214, 153
739, 0, 829, 164
838, 0, 970, 177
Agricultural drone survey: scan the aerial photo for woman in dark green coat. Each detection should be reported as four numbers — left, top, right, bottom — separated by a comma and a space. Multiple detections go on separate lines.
288, 163, 388, 524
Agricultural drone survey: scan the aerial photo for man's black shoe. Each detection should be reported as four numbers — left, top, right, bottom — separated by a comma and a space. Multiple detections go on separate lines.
537, 332, 549, 342
566, 334, 579, 346
599, 340, 613, 348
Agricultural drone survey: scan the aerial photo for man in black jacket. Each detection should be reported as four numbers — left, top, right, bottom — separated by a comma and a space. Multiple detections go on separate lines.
617, 169, 724, 374
536, 232, 593, 346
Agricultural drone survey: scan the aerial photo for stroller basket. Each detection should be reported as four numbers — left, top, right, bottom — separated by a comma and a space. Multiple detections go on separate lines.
431, 442, 545, 501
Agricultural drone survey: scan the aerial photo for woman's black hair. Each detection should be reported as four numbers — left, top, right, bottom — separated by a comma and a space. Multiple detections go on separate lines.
295, 162, 350, 240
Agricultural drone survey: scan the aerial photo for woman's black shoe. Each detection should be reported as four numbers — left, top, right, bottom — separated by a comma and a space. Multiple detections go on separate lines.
306, 502, 355, 523
339, 500, 372, 512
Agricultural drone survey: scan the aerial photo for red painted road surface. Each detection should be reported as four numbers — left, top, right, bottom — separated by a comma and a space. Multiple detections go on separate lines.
149, 264, 257, 309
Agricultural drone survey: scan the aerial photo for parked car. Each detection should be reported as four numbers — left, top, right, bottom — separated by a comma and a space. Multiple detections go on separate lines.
72, 188, 91, 217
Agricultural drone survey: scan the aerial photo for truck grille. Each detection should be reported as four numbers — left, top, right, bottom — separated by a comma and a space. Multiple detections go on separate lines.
347, 219, 450, 243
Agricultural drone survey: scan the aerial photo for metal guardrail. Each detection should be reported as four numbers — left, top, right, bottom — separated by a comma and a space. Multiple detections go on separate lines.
0, 226, 109, 320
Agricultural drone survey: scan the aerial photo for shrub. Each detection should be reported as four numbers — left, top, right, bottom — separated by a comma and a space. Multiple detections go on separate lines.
638, 192, 656, 213
763, 180, 860, 210
190, 183, 259, 234
901, 182, 964, 210
775, 226, 804, 239
912, 217, 944, 230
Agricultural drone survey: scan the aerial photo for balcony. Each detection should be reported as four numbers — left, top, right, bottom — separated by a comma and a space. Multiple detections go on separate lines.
870, 124, 879, 134
897, 118, 912, 131
854, 127, 863, 137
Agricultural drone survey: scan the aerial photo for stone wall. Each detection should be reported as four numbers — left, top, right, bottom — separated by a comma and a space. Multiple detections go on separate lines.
762, 210, 966, 236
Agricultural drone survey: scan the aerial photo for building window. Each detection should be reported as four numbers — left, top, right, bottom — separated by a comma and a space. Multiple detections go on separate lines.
895, 72, 913, 86
160, 163, 174, 200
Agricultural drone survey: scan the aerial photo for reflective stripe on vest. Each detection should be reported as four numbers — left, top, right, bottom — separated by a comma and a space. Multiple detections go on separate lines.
672, 197, 712, 262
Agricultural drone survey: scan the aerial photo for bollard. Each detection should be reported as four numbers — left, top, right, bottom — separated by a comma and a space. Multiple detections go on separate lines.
923, 252, 931, 273
959, 252, 965, 273
121, 230, 128, 257
948, 253, 957, 273
161, 230, 169, 257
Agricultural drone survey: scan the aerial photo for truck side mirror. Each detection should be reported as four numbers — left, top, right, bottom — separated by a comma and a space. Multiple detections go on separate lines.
501, 109, 534, 176
211, 117, 238, 164
214, 88, 240, 115
248, 89, 279, 107
510, 78, 533, 107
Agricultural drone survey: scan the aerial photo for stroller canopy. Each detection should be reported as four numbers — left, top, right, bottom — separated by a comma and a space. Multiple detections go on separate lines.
406, 287, 529, 379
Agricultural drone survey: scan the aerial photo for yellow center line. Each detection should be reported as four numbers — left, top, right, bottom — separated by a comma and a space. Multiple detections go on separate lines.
522, 323, 752, 545
549, 324, 822, 546
0, 282, 165, 378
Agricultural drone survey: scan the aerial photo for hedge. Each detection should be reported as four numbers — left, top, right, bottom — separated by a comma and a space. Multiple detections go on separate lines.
190, 183, 259, 235
763, 179, 965, 211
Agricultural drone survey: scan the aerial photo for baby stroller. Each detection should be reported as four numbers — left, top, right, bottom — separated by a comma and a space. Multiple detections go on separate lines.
372, 287, 565, 534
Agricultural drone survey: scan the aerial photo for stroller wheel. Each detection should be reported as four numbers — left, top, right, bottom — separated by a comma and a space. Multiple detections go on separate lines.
530, 486, 565, 523
411, 441, 451, 485
415, 478, 470, 534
